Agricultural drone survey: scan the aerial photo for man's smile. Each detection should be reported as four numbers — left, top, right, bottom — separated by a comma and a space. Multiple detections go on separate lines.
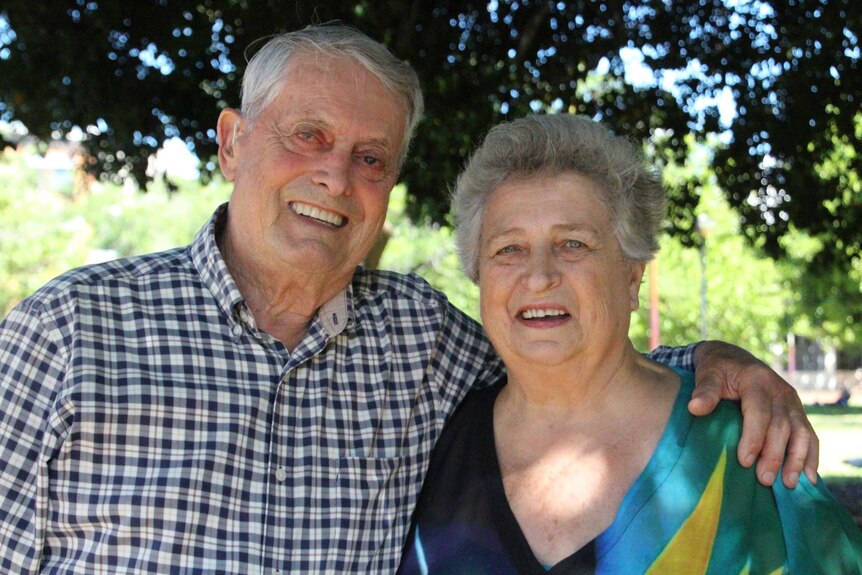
290, 201, 346, 227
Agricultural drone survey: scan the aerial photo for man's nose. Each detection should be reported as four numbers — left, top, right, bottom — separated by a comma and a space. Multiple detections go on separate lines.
311, 151, 351, 197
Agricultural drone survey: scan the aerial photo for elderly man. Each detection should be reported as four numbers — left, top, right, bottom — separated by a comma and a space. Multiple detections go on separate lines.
0, 24, 816, 573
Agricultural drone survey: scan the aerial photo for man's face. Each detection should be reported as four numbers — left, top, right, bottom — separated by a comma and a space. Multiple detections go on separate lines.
218, 54, 407, 288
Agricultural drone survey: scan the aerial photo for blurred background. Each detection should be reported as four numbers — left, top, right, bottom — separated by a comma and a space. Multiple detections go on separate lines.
1, 0, 860, 524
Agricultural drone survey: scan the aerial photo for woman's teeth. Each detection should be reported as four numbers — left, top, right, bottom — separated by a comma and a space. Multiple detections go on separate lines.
521, 309, 568, 319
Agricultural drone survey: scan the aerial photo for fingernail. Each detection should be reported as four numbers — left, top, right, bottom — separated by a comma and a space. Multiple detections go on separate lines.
742, 453, 756, 467
786, 472, 799, 487
761, 471, 776, 485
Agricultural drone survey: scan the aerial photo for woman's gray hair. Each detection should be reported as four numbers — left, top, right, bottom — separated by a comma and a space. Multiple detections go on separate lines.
240, 24, 424, 164
453, 114, 666, 283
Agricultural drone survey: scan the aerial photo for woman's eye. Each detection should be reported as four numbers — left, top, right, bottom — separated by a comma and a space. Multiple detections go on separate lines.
361, 155, 380, 166
497, 245, 521, 255
563, 239, 584, 249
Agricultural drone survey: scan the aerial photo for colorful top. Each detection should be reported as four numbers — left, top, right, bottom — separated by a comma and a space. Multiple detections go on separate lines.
398, 370, 862, 574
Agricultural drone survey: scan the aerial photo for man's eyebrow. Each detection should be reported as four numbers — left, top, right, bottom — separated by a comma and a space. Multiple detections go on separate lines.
275, 114, 396, 150
277, 114, 329, 130
359, 137, 394, 149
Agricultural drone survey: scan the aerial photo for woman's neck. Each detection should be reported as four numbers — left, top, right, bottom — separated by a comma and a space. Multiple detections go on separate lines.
492, 349, 681, 566
498, 341, 641, 418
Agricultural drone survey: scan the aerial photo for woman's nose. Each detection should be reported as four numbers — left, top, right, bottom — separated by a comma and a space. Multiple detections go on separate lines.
523, 250, 561, 291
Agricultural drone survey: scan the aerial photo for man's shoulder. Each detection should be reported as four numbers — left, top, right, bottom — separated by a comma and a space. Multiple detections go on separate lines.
350, 268, 485, 338
352, 267, 450, 308
22, 246, 192, 313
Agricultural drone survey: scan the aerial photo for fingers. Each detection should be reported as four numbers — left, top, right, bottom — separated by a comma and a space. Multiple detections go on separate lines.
736, 387, 771, 471
803, 431, 820, 485
690, 339, 822, 488
782, 407, 819, 486
745, 390, 820, 488
752, 401, 790, 486
777, 430, 813, 488
688, 372, 723, 417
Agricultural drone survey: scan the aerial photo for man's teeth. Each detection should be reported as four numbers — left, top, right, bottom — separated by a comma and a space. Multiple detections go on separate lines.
521, 309, 567, 319
291, 202, 345, 227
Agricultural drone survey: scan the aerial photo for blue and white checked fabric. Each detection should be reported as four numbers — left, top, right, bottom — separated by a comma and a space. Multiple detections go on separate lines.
0, 203, 694, 573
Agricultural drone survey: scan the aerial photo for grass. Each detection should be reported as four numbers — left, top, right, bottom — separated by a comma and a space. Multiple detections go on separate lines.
803, 404, 862, 527
804, 405, 862, 481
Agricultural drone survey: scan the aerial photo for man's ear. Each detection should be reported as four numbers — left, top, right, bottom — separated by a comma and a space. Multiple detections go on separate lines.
628, 261, 647, 312
217, 108, 244, 181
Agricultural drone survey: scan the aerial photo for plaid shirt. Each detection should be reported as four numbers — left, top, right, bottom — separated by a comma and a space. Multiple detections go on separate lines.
0, 204, 694, 574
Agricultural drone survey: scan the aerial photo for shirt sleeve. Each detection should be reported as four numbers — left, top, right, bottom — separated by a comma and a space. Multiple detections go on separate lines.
646, 343, 698, 371
0, 302, 69, 574
428, 299, 505, 416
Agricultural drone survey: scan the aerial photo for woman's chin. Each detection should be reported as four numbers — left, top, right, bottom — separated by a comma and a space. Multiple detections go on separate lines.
503, 340, 583, 368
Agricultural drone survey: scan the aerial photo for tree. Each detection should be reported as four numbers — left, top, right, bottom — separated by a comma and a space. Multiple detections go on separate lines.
378, 185, 480, 319
0, 148, 91, 315
630, 138, 795, 359
2, 0, 862, 269
3, 140, 856, 356
0, 150, 231, 315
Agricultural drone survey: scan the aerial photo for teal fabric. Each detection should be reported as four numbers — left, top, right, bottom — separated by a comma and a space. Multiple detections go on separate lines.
399, 369, 862, 574
595, 370, 862, 574
773, 466, 862, 573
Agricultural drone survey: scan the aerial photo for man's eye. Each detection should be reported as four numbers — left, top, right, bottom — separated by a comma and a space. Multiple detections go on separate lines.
356, 154, 388, 179
296, 131, 315, 141
563, 239, 584, 249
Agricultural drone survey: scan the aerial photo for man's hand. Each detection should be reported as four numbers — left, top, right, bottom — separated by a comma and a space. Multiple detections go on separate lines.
690, 340, 819, 489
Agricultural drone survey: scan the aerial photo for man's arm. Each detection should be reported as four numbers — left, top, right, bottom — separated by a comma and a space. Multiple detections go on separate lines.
648, 341, 818, 489
0, 303, 67, 573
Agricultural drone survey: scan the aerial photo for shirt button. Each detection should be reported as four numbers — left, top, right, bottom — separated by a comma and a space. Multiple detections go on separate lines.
275, 466, 288, 482
231, 324, 242, 337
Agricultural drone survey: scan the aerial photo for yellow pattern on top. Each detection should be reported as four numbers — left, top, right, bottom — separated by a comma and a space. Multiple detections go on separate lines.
645, 450, 726, 575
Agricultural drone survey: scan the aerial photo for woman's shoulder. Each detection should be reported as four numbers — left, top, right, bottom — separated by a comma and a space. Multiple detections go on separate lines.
436, 380, 504, 449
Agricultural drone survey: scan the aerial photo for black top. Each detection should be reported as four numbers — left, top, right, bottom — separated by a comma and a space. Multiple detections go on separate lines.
397, 382, 595, 575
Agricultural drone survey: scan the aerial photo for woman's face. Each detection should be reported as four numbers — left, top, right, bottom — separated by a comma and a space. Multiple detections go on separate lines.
477, 171, 645, 369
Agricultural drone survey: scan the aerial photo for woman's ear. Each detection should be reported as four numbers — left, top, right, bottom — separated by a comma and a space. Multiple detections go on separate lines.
216, 108, 243, 181
628, 261, 647, 312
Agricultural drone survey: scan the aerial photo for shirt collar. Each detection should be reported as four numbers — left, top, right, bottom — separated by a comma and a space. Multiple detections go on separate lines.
190, 203, 245, 325
190, 202, 352, 339
318, 282, 351, 338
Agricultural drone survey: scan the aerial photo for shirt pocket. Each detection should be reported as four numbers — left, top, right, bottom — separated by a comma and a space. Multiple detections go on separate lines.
334, 453, 427, 569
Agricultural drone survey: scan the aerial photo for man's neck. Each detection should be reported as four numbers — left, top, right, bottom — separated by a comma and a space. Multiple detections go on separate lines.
217, 227, 349, 350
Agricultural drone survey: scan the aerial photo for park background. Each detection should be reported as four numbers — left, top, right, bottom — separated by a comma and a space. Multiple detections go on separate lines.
0, 1, 860, 526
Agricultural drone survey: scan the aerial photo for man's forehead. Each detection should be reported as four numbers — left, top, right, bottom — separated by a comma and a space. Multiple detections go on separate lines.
282, 52, 397, 101
266, 55, 408, 147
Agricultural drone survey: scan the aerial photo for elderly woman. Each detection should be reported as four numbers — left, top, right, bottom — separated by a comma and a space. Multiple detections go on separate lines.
397, 115, 862, 574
